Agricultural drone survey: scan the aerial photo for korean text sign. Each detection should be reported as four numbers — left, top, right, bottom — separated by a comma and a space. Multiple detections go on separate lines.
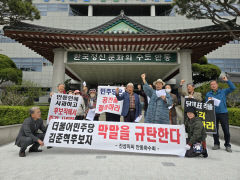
184, 98, 217, 134
95, 86, 125, 115
47, 93, 82, 124
44, 119, 186, 157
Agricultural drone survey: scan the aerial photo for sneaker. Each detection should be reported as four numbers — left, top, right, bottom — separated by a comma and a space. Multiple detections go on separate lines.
47, 146, 53, 149
19, 150, 26, 157
212, 145, 220, 150
202, 149, 208, 158
226, 147, 232, 153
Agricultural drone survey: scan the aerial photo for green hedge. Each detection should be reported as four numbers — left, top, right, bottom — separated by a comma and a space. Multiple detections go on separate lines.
228, 108, 240, 126
0, 106, 49, 126
0, 106, 239, 127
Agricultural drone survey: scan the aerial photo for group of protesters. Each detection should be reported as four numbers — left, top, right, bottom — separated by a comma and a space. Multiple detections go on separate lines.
15, 73, 236, 158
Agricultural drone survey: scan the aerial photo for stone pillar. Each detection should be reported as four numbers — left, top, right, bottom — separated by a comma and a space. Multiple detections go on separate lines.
52, 48, 65, 93
88, 5, 93, 16
179, 49, 193, 106
150, 5, 156, 16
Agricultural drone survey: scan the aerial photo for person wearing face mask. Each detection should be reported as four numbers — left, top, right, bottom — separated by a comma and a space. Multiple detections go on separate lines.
165, 85, 178, 125
179, 80, 202, 102
141, 73, 172, 124
87, 89, 100, 121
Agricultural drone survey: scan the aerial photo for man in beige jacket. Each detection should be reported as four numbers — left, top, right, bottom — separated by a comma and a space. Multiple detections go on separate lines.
179, 80, 202, 102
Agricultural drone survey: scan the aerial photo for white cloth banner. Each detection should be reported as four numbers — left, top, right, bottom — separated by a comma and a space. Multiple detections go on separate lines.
47, 93, 82, 124
95, 86, 125, 115
44, 119, 186, 157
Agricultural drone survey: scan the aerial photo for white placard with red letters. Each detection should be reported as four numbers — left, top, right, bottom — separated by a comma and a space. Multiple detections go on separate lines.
47, 93, 82, 124
44, 119, 186, 157
95, 86, 125, 115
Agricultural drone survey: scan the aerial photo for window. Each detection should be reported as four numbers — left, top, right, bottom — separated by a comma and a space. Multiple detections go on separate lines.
34, 3, 68, 15
93, 5, 150, 16
0, 35, 16, 43
208, 58, 240, 73
11, 58, 52, 72
69, 5, 88, 16
156, 5, 174, 16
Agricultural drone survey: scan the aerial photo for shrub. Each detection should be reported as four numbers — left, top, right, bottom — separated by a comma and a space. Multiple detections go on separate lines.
228, 108, 240, 126
1, 80, 47, 106
0, 106, 49, 126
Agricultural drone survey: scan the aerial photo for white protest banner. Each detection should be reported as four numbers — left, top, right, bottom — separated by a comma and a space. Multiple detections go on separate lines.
44, 119, 186, 157
95, 86, 125, 115
47, 93, 82, 124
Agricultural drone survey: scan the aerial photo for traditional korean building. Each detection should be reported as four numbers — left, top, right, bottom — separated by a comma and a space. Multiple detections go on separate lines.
3, 10, 240, 92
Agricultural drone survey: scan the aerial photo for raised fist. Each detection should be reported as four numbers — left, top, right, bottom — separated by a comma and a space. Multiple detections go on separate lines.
141, 73, 146, 80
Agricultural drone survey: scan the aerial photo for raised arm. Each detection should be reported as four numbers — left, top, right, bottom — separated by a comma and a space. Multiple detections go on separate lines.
115, 88, 125, 101
222, 76, 236, 95
178, 79, 188, 97
141, 73, 153, 98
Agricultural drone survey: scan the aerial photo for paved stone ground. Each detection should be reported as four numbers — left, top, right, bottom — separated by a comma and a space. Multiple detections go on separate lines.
0, 136, 239, 180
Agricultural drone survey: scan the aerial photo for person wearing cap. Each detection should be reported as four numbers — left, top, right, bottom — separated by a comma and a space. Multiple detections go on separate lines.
141, 73, 172, 124
179, 80, 202, 102
87, 89, 100, 121
74, 90, 86, 120
116, 83, 142, 123
185, 106, 208, 158
205, 76, 236, 153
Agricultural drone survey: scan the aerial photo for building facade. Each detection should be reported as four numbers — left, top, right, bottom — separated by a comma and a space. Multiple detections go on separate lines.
0, 0, 240, 90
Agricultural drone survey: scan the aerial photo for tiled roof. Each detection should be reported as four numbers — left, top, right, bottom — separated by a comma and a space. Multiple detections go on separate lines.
4, 11, 240, 35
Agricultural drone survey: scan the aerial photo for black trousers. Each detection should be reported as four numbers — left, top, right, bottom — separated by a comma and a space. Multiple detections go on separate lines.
75, 115, 84, 120
124, 110, 136, 123
106, 112, 120, 122
19, 133, 45, 151
213, 113, 231, 147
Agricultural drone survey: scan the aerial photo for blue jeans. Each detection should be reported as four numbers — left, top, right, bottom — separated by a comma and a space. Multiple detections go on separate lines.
213, 113, 231, 147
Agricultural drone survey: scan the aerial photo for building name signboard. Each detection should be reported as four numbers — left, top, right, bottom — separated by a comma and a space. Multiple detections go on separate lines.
67, 52, 177, 63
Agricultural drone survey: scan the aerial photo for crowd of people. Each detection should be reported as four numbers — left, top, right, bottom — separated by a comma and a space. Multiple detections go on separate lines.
15, 74, 236, 158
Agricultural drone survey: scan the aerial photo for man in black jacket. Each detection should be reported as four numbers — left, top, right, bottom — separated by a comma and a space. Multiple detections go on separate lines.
15, 107, 46, 157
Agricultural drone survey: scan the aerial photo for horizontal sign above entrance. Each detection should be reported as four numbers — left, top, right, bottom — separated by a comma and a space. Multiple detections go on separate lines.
67, 52, 177, 63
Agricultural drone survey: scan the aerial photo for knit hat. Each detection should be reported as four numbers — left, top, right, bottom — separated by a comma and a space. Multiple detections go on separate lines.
185, 106, 197, 116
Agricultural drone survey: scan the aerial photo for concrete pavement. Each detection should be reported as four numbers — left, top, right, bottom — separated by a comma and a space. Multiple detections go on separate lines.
0, 136, 239, 180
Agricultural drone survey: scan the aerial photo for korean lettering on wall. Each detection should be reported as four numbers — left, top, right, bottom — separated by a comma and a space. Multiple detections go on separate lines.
68, 52, 177, 63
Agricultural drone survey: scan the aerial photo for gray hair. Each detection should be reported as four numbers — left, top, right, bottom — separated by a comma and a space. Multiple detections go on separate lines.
127, 83, 134, 88
29, 107, 40, 116
57, 83, 65, 87
187, 83, 195, 87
